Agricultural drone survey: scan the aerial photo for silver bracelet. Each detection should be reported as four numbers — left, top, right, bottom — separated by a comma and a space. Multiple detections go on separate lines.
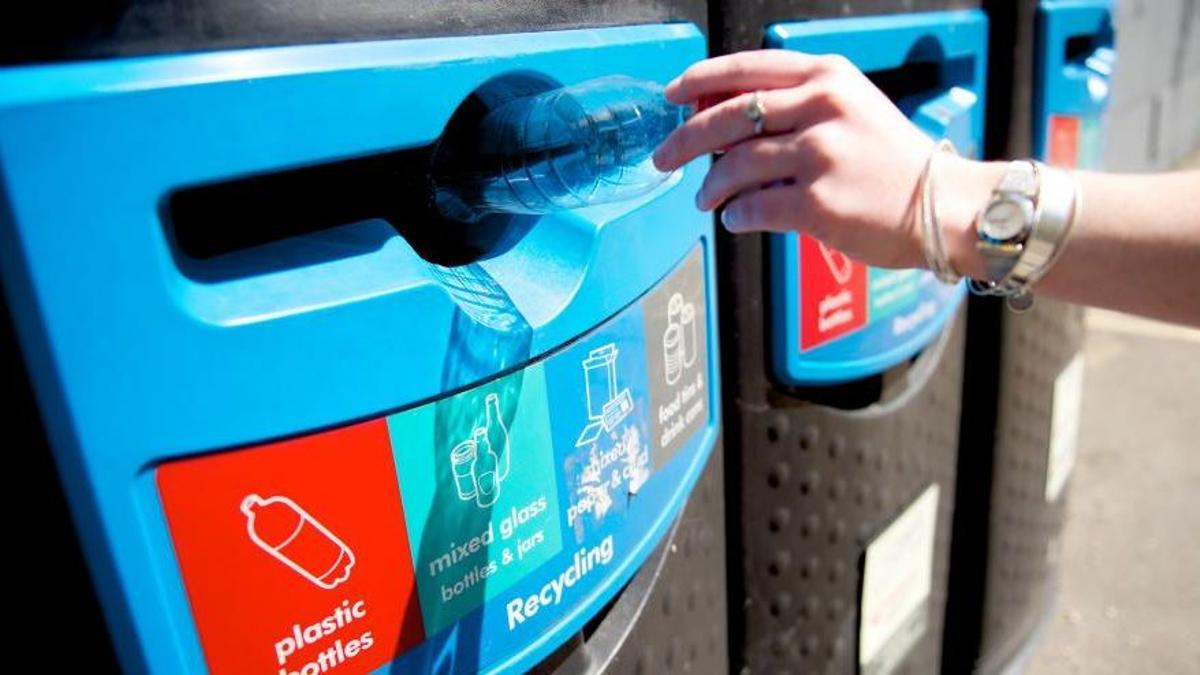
920, 139, 961, 284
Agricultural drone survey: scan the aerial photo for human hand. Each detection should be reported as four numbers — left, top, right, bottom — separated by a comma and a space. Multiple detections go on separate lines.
653, 50, 999, 272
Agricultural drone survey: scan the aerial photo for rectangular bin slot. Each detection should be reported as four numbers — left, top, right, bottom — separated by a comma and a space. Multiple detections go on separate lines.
166, 78, 552, 274
1064, 35, 1097, 62
165, 142, 516, 276
867, 61, 942, 103
167, 148, 428, 261
868, 56, 976, 112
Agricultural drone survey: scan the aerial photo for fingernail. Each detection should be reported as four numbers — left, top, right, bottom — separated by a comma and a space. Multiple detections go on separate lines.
721, 208, 736, 229
695, 190, 707, 211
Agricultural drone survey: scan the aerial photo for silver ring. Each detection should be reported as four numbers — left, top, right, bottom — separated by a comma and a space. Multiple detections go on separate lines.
746, 91, 766, 136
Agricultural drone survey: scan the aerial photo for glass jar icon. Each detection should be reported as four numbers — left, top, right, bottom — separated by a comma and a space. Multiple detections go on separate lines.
449, 432, 501, 508
450, 439, 478, 502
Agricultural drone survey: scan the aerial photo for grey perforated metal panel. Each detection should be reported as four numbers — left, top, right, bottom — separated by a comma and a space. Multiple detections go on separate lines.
732, 311, 966, 674
976, 301, 1084, 673
551, 441, 729, 675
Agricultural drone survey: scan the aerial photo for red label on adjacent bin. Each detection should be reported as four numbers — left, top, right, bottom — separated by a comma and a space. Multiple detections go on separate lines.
799, 234, 869, 350
158, 419, 424, 675
1047, 114, 1080, 168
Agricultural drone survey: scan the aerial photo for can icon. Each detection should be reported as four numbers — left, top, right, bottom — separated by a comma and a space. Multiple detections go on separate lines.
663, 323, 683, 385
681, 302, 698, 369
241, 494, 355, 590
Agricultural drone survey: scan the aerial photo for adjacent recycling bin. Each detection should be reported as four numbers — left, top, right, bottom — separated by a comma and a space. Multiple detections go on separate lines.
713, 6, 986, 674
1034, 0, 1115, 170
0, 7, 728, 673
945, 2, 1112, 672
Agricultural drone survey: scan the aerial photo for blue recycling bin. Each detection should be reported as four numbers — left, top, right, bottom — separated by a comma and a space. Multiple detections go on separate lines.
1034, 0, 1115, 168
764, 10, 988, 386
0, 24, 720, 674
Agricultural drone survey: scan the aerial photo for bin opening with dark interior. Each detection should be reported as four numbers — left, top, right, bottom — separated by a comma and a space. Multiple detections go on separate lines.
164, 72, 557, 274
1064, 25, 1113, 65
866, 39, 974, 111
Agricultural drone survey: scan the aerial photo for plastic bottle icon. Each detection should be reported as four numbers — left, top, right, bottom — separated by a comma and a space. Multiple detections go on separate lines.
484, 393, 511, 481
241, 494, 355, 590
433, 76, 686, 222
817, 241, 856, 285
471, 428, 500, 507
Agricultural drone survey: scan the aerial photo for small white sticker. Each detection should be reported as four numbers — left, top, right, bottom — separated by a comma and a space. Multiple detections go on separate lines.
1046, 354, 1085, 502
859, 484, 939, 675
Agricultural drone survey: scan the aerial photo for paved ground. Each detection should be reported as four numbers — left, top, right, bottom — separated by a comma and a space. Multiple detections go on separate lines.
1025, 310, 1200, 675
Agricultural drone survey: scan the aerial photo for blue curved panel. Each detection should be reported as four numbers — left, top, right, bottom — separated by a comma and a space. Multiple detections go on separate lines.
765, 10, 988, 386
1035, 0, 1115, 167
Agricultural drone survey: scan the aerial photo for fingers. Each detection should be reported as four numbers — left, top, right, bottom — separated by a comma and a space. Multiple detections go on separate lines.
655, 84, 837, 171
694, 134, 806, 211
720, 183, 820, 235
665, 50, 824, 104
654, 90, 786, 170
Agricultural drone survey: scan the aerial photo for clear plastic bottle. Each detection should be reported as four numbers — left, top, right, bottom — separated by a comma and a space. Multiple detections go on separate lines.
433, 76, 686, 222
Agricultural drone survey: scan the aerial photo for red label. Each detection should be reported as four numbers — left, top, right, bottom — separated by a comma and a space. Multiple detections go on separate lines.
799, 235, 869, 350
158, 420, 424, 675
1047, 115, 1080, 168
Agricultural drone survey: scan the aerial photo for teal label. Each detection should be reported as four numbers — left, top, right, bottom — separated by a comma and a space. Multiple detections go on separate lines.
1078, 114, 1106, 170
868, 268, 923, 321
389, 365, 564, 634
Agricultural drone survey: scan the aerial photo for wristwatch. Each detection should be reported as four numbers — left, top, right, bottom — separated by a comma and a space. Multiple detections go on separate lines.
975, 160, 1039, 283
971, 160, 1080, 311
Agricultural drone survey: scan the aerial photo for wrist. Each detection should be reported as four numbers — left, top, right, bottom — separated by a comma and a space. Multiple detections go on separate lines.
934, 157, 1008, 280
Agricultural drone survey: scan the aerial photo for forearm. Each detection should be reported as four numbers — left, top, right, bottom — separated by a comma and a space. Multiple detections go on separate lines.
943, 164, 1200, 326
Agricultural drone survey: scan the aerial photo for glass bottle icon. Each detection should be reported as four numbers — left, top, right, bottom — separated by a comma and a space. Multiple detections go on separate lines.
471, 428, 500, 507
484, 393, 511, 481
241, 494, 355, 590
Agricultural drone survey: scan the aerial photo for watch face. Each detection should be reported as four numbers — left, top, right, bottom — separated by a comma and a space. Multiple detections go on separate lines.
982, 198, 1032, 241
